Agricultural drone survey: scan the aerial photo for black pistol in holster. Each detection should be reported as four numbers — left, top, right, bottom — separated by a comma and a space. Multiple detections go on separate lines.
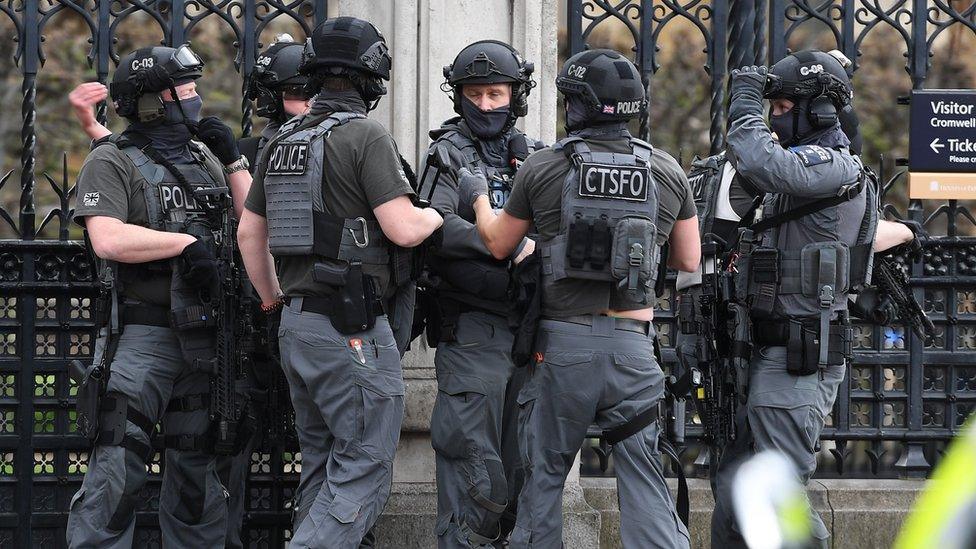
312, 260, 382, 335
69, 233, 120, 443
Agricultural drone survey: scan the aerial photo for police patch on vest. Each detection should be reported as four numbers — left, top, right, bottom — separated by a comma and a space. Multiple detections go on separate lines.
789, 145, 832, 167
265, 143, 309, 176
159, 184, 205, 213
578, 162, 649, 202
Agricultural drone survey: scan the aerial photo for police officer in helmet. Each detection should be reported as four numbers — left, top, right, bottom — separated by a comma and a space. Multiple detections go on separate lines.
237, 17, 443, 549
68, 44, 251, 547
240, 35, 313, 165
709, 50, 916, 548
423, 40, 543, 548
460, 49, 698, 548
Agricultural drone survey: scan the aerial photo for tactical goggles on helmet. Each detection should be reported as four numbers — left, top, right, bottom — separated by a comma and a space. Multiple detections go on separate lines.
165, 44, 204, 76
763, 72, 851, 106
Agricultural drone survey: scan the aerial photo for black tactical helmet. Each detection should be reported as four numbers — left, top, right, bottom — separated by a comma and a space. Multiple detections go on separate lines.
246, 36, 309, 121
556, 49, 646, 129
300, 17, 391, 80
763, 50, 853, 133
442, 40, 536, 123
111, 45, 204, 120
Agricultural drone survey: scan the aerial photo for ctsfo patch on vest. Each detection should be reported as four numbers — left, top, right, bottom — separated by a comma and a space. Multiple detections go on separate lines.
578, 162, 649, 202
266, 142, 309, 176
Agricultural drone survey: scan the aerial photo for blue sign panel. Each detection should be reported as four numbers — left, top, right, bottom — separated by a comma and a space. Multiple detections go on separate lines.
909, 89, 976, 173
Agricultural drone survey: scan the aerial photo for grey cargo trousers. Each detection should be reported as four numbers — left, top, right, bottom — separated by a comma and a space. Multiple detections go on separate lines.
510, 316, 690, 549
67, 324, 228, 549
278, 300, 405, 549
710, 344, 846, 549
431, 311, 526, 548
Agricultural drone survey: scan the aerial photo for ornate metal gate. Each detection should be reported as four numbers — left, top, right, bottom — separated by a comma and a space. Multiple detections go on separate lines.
0, 0, 975, 547
0, 1, 329, 546
568, 0, 976, 482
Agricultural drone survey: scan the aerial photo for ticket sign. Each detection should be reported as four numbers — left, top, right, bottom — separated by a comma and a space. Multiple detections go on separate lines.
909, 89, 976, 198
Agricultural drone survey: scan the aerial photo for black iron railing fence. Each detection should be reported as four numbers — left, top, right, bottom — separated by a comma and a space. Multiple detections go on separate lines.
0, 0, 974, 546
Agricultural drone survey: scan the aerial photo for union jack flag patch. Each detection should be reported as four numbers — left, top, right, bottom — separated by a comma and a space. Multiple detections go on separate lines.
602, 105, 616, 114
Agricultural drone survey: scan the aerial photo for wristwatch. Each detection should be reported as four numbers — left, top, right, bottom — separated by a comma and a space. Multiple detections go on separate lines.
223, 155, 250, 174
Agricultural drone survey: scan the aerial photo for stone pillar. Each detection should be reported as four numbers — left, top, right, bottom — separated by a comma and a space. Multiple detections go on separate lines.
331, 2, 572, 545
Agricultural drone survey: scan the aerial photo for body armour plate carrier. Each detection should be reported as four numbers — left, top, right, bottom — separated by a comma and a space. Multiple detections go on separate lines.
435, 129, 526, 209
540, 136, 660, 305
99, 136, 225, 234
262, 112, 391, 268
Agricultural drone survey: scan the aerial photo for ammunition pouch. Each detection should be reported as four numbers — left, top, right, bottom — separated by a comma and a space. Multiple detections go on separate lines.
754, 318, 852, 375
746, 248, 779, 316
69, 359, 106, 441
308, 260, 383, 334
508, 252, 543, 368
726, 302, 753, 400
170, 265, 218, 375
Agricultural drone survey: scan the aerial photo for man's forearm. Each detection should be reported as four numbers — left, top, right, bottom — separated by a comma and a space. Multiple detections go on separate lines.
239, 237, 281, 305
237, 213, 282, 305
91, 221, 194, 263
227, 170, 252, 220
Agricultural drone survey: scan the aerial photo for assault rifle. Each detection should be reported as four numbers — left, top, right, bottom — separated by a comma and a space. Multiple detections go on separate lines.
871, 253, 935, 342
201, 186, 250, 456
683, 234, 740, 463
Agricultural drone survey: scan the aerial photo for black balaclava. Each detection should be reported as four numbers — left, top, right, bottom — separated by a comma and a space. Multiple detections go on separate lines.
461, 99, 510, 139
565, 96, 592, 132
769, 97, 815, 147
128, 95, 203, 163
309, 88, 367, 116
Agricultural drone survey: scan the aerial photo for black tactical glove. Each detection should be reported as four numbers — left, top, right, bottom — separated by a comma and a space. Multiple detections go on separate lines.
729, 65, 767, 121
195, 116, 241, 165
892, 219, 928, 262
178, 239, 219, 288
457, 167, 489, 208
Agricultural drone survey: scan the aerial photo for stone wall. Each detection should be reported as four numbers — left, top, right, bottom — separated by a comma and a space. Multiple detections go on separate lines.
315, 3, 923, 548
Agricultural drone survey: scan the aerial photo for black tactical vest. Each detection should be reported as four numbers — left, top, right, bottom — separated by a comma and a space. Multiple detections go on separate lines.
540, 135, 661, 308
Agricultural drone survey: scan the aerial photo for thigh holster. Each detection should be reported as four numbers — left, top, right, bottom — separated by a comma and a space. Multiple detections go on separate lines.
95, 393, 156, 463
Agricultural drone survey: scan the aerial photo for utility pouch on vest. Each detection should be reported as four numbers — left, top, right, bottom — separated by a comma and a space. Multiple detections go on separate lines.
800, 242, 849, 367
786, 319, 851, 376
328, 261, 379, 335
748, 248, 779, 316
509, 252, 543, 368
610, 216, 657, 301
69, 359, 105, 441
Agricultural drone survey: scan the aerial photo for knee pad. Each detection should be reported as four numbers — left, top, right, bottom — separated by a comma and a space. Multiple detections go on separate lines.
107, 446, 150, 531
464, 458, 508, 540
